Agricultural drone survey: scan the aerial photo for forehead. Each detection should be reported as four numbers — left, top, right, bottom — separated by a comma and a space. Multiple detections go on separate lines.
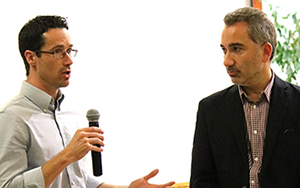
221, 21, 252, 46
42, 28, 72, 49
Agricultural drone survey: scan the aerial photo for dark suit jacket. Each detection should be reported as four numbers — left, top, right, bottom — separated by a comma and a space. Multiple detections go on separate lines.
190, 75, 300, 188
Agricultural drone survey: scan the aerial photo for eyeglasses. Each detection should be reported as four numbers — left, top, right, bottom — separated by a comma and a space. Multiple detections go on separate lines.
36, 48, 78, 59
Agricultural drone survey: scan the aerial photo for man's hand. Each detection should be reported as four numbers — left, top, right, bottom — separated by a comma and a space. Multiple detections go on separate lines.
128, 169, 175, 188
65, 127, 104, 162
42, 127, 104, 188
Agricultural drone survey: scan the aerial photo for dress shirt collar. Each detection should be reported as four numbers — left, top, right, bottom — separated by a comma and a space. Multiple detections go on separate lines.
238, 70, 275, 104
20, 81, 64, 112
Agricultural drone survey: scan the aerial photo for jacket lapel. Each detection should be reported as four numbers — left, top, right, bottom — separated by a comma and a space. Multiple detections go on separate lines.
261, 75, 290, 171
225, 85, 249, 165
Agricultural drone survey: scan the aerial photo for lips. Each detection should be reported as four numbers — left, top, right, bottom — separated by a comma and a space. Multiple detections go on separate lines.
62, 69, 71, 79
227, 70, 237, 77
227, 67, 238, 77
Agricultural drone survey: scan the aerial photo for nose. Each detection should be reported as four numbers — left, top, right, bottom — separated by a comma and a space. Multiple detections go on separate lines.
64, 53, 74, 66
223, 53, 234, 67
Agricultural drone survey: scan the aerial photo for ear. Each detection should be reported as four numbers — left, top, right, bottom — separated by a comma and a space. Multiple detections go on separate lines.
24, 50, 37, 67
262, 42, 273, 63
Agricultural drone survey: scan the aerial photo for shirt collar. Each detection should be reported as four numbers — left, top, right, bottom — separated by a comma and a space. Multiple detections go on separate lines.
20, 81, 64, 112
238, 70, 275, 103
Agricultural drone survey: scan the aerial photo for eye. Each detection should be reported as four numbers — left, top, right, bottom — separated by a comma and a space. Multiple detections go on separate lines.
231, 44, 244, 53
221, 47, 227, 55
66, 48, 73, 54
53, 48, 63, 54
232, 46, 240, 52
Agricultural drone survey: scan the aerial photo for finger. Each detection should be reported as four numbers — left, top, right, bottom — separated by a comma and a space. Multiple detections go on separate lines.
77, 128, 104, 142
86, 132, 104, 141
88, 138, 105, 147
90, 143, 104, 152
143, 169, 159, 181
155, 181, 176, 188
83, 127, 104, 134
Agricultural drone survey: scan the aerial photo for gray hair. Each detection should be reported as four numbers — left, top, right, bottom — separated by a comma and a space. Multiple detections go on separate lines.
224, 7, 277, 61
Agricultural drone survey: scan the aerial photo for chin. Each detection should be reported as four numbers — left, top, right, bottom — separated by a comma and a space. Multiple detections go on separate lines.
60, 82, 70, 88
230, 76, 243, 85
230, 78, 238, 84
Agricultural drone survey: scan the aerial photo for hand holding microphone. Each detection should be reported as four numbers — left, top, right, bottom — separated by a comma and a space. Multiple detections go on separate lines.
62, 117, 104, 167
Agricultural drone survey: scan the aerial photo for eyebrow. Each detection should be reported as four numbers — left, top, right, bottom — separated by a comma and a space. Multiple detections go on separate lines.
49, 44, 74, 51
220, 43, 245, 49
229, 43, 244, 47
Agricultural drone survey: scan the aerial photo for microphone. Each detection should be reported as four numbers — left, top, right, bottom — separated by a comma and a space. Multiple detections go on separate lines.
86, 109, 102, 176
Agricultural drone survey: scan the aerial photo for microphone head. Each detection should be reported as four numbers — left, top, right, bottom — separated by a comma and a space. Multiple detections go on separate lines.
86, 109, 100, 122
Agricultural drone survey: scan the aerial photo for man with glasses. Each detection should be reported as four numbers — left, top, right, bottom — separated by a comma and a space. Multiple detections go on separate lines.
0, 15, 175, 188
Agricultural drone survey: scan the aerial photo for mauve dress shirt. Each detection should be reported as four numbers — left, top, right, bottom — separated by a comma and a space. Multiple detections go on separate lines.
238, 72, 274, 188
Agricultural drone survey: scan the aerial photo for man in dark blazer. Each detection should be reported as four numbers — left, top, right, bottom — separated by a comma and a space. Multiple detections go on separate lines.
190, 7, 300, 188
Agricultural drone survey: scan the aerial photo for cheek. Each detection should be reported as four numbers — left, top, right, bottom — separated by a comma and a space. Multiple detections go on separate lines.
242, 59, 262, 77
239, 52, 257, 67
37, 61, 57, 77
40, 62, 52, 72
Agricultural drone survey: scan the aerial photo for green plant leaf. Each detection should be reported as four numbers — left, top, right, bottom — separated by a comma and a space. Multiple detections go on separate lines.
292, 13, 298, 24
283, 14, 290, 19
269, 2, 300, 83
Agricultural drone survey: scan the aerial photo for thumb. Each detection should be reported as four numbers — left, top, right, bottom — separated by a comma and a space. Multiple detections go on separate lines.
143, 169, 159, 181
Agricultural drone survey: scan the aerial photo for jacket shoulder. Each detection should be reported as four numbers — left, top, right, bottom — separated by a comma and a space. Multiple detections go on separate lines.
200, 85, 238, 104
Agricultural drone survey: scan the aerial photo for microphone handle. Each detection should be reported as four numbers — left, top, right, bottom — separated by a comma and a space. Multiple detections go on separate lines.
89, 121, 103, 176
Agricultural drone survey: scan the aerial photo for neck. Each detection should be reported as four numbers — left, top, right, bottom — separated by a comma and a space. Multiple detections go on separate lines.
26, 77, 59, 100
242, 69, 272, 102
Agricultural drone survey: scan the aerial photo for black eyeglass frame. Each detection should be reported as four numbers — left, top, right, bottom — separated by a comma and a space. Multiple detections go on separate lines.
35, 48, 78, 59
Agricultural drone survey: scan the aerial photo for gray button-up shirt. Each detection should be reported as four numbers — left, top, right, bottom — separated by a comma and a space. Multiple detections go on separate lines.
0, 81, 102, 188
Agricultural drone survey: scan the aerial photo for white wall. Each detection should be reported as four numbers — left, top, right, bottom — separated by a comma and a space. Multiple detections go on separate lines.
0, 0, 254, 185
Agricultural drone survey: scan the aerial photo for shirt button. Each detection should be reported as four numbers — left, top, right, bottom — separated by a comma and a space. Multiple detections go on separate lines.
253, 105, 256, 109
71, 181, 75, 186
254, 157, 259, 162
253, 130, 258, 134
251, 180, 255, 184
